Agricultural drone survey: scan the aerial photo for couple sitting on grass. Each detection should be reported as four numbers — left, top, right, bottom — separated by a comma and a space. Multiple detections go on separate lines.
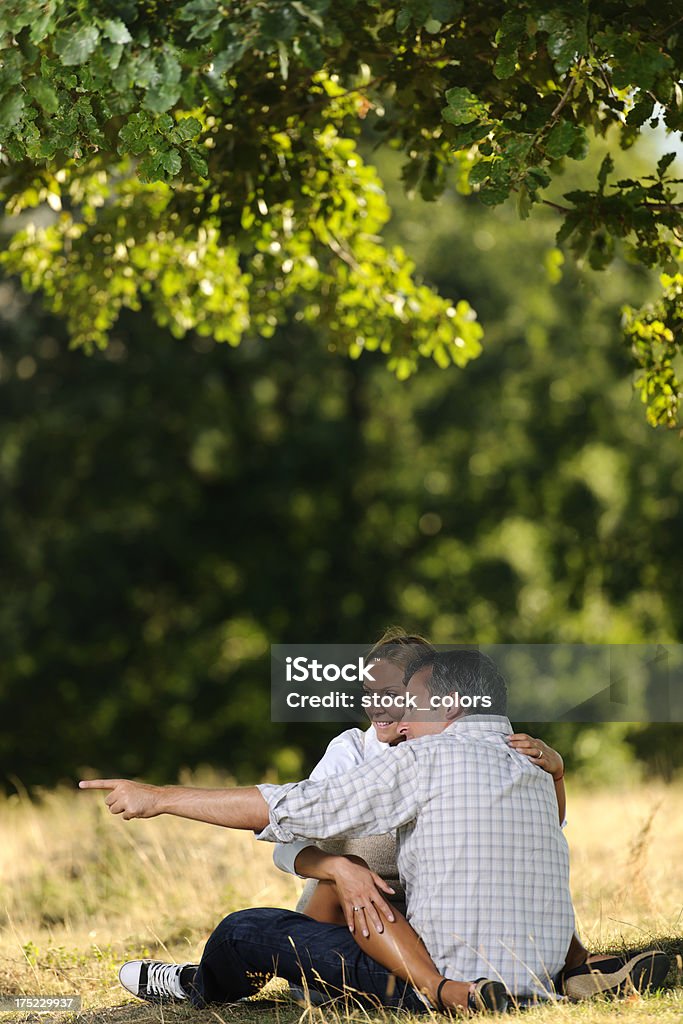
80, 632, 670, 1014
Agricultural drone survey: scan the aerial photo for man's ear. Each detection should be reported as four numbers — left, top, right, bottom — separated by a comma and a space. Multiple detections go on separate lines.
444, 693, 465, 723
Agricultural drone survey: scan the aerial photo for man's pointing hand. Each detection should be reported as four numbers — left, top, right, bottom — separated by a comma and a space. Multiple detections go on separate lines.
79, 779, 270, 830
79, 779, 162, 820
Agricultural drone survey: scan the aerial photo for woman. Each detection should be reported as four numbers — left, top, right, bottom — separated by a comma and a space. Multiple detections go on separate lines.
273, 628, 427, 931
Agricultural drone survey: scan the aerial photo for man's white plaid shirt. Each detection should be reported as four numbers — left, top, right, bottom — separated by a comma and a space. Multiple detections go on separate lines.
257, 715, 575, 998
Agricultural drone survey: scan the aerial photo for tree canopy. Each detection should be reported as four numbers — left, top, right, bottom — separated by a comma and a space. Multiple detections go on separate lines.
2, 141, 682, 790
1, 2, 682, 422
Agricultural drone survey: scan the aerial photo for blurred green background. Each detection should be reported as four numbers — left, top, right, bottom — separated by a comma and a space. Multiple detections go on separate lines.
1, 132, 682, 792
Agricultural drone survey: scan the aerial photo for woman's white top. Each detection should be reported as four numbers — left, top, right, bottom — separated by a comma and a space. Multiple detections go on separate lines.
273, 726, 384, 877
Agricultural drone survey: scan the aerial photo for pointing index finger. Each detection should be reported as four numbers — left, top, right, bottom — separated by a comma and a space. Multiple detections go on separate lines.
79, 779, 122, 789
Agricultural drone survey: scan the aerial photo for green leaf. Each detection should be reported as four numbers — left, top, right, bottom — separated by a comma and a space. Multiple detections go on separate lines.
597, 154, 614, 191
443, 86, 488, 125
537, 11, 587, 73
504, 133, 533, 161
138, 147, 182, 181
567, 126, 588, 161
494, 51, 517, 79
516, 183, 532, 219
545, 120, 584, 159
493, 10, 525, 80
118, 112, 154, 155
555, 211, 581, 245
469, 160, 491, 186
55, 25, 100, 66
478, 181, 509, 206
657, 152, 676, 178
259, 6, 298, 41
159, 148, 181, 176
133, 51, 161, 89
144, 80, 182, 114
0, 93, 25, 127
178, 0, 224, 38
171, 116, 202, 142
626, 94, 654, 127
524, 166, 551, 192
211, 41, 247, 74
26, 78, 59, 114
161, 51, 182, 85
29, 9, 56, 44
102, 19, 132, 44
103, 41, 124, 70
395, 7, 411, 31
444, 121, 489, 147
187, 147, 208, 177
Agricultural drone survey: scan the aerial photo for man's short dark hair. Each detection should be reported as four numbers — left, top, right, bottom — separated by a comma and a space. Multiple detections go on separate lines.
404, 648, 508, 715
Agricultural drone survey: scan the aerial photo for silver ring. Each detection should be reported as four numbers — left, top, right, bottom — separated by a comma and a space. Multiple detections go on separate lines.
536, 749, 542, 758
353, 906, 364, 911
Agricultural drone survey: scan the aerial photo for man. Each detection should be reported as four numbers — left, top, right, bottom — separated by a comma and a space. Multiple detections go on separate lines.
79, 649, 667, 1011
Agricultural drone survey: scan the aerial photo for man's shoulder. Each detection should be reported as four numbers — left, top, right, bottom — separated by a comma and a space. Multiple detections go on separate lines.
406, 722, 517, 768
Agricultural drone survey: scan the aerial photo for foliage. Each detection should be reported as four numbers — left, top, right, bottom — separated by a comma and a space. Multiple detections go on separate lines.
1, 2, 683, 418
1, 143, 682, 790
624, 271, 683, 428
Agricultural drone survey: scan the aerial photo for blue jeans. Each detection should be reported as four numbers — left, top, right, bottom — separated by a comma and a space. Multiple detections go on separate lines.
187, 908, 428, 1011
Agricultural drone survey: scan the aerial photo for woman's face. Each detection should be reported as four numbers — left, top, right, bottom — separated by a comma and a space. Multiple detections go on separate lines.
361, 659, 407, 745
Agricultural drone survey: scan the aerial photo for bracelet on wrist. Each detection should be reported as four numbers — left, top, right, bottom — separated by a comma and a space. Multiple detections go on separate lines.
553, 771, 565, 782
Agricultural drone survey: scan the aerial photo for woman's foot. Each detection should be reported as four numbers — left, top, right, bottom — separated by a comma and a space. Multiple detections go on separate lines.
433, 977, 509, 1013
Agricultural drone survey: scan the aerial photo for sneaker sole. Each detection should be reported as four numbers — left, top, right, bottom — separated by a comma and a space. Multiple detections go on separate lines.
470, 980, 509, 1013
564, 951, 670, 1000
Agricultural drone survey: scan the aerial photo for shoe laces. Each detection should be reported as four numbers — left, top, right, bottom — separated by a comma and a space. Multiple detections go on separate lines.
147, 962, 185, 998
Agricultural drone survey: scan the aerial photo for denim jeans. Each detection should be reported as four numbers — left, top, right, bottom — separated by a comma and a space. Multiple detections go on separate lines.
187, 907, 428, 1011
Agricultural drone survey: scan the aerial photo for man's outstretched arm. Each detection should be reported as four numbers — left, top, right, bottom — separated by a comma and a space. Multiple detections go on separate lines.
78, 778, 270, 830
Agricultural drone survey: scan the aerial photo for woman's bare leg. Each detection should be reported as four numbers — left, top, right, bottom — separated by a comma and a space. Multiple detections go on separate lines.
302, 880, 472, 1009
352, 907, 474, 1009
299, 879, 347, 926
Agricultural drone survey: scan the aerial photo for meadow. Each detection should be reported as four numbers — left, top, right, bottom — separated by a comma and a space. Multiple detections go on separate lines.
1, 772, 681, 1024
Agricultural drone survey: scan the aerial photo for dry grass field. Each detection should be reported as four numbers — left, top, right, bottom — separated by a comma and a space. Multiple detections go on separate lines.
1, 772, 681, 1024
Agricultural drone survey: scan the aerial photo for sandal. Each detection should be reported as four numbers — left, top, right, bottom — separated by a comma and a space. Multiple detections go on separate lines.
435, 977, 509, 1013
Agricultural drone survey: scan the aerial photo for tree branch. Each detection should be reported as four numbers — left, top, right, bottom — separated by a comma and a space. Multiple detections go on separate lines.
541, 198, 573, 214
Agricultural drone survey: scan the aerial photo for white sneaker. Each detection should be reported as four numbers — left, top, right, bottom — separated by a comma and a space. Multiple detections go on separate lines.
118, 959, 198, 1002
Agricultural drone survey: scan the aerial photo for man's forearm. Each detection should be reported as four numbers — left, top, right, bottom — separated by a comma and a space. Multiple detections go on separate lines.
80, 776, 272, 828
157, 784, 270, 829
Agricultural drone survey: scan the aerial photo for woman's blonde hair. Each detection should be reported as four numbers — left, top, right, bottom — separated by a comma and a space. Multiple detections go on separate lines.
365, 626, 435, 671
